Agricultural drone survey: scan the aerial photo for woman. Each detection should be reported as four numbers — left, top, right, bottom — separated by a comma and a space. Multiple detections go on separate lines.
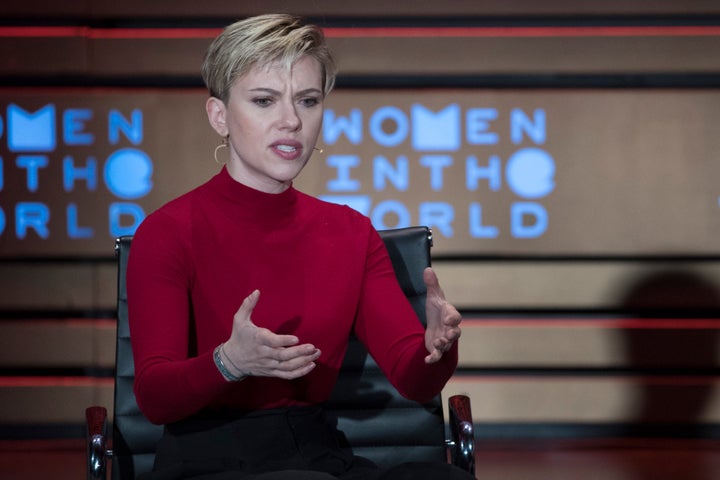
127, 13, 471, 480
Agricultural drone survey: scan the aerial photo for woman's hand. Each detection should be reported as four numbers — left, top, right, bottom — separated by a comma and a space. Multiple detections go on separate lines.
222, 290, 321, 379
423, 268, 462, 364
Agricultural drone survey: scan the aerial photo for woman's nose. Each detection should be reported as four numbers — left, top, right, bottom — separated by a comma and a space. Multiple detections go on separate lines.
278, 102, 301, 130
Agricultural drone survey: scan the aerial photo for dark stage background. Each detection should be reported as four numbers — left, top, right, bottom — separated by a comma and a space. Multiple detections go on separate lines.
1, 0, 720, 448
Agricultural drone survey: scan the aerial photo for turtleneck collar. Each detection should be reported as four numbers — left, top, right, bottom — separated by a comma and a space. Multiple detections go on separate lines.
208, 166, 298, 221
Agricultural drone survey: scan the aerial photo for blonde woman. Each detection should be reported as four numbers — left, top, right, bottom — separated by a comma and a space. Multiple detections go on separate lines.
128, 14, 469, 480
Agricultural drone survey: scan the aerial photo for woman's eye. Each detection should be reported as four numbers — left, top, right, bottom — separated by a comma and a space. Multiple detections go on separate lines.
253, 98, 273, 107
301, 97, 320, 107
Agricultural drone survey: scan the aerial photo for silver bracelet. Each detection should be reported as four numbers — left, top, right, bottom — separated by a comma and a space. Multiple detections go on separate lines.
220, 343, 249, 377
213, 344, 243, 382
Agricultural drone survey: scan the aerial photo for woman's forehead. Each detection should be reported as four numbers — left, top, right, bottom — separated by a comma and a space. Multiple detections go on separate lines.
234, 56, 322, 89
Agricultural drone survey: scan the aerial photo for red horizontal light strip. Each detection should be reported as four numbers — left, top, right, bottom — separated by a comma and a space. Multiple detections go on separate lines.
0, 26, 221, 39
323, 25, 720, 38
0, 376, 113, 387
0, 26, 84, 37
453, 375, 720, 385
463, 318, 720, 329
2, 25, 720, 40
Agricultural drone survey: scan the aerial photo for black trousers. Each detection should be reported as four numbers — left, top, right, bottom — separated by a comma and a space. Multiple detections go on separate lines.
141, 406, 474, 480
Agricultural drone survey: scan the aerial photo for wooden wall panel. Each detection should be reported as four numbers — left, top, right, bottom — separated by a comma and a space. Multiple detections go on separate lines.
3, 30, 720, 79
0, 263, 116, 311
0, 37, 87, 76
89, 38, 210, 78
444, 376, 720, 424
459, 319, 720, 369
0, 320, 115, 369
434, 261, 720, 311
1, 319, 718, 428
4, 0, 720, 18
0, 378, 113, 425
0, 0, 719, 440
2, 260, 719, 312
3, 318, 718, 372
330, 35, 720, 76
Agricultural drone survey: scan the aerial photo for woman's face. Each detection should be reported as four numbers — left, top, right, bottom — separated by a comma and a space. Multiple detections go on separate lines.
206, 55, 325, 193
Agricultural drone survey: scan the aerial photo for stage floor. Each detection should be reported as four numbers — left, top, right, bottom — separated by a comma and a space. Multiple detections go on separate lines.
2, 438, 720, 479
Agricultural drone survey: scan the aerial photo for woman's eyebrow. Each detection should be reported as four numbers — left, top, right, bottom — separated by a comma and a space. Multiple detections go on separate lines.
248, 87, 280, 95
248, 87, 323, 96
296, 88, 323, 96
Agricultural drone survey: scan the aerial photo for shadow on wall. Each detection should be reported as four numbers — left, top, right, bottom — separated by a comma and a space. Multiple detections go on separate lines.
620, 270, 720, 427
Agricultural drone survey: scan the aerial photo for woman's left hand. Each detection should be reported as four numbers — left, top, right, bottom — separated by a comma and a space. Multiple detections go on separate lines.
423, 267, 462, 364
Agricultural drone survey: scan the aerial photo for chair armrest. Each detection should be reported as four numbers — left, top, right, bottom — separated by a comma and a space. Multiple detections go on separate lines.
86, 406, 110, 480
448, 394, 475, 475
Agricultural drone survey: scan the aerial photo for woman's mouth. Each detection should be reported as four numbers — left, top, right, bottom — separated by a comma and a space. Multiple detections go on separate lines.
272, 142, 303, 160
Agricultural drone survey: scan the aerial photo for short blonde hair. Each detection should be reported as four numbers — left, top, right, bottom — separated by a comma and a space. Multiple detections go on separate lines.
201, 14, 337, 103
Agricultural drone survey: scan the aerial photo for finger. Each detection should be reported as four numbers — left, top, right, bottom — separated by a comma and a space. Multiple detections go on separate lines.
433, 336, 451, 351
233, 289, 261, 325
273, 348, 321, 372
424, 348, 443, 364
275, 344, 319, 361
250, 344, 317, 374
423, 267, 445, 300
442, 304, 462, 326
256, 328, 300, 348
259, 349, 320, 378
439, 317, 462, 338
445, 329, 461, 343
444, 318, 462, 332
273, 361, 318, 380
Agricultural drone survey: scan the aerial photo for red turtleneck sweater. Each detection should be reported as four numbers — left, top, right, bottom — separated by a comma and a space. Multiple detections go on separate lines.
127, 167, 457, 425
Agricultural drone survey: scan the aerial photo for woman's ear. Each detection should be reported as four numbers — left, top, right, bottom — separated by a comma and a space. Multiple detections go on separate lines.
206, 96, 228, 137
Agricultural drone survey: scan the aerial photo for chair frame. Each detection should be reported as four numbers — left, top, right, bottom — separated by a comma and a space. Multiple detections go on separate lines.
86, 226, 475, 479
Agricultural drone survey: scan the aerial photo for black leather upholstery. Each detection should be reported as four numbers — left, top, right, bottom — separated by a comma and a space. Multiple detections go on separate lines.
324, 227, 447, 466
112, 236, 163, 479
110, 226, 451, 478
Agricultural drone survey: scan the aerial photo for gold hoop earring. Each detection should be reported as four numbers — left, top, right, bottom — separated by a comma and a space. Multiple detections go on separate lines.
214, 136, 229, 164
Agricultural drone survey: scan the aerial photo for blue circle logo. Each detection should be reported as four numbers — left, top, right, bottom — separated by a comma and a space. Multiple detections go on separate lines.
104, 148, 153, 199
505, 147, 555, 199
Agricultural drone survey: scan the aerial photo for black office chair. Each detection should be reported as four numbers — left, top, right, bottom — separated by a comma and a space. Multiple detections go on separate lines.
86, 226, 475, 479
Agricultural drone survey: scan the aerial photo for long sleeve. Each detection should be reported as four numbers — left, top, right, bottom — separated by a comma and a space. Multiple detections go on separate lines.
353, 228, 458, 403
128, 208, 231, 425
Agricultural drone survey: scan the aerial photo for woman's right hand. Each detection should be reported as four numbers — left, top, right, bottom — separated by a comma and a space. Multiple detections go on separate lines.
221, 290, 321, 379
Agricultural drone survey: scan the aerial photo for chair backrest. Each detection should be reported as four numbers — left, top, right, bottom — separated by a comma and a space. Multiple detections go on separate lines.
112, 226, 443, 479
113, 236, 163, 479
